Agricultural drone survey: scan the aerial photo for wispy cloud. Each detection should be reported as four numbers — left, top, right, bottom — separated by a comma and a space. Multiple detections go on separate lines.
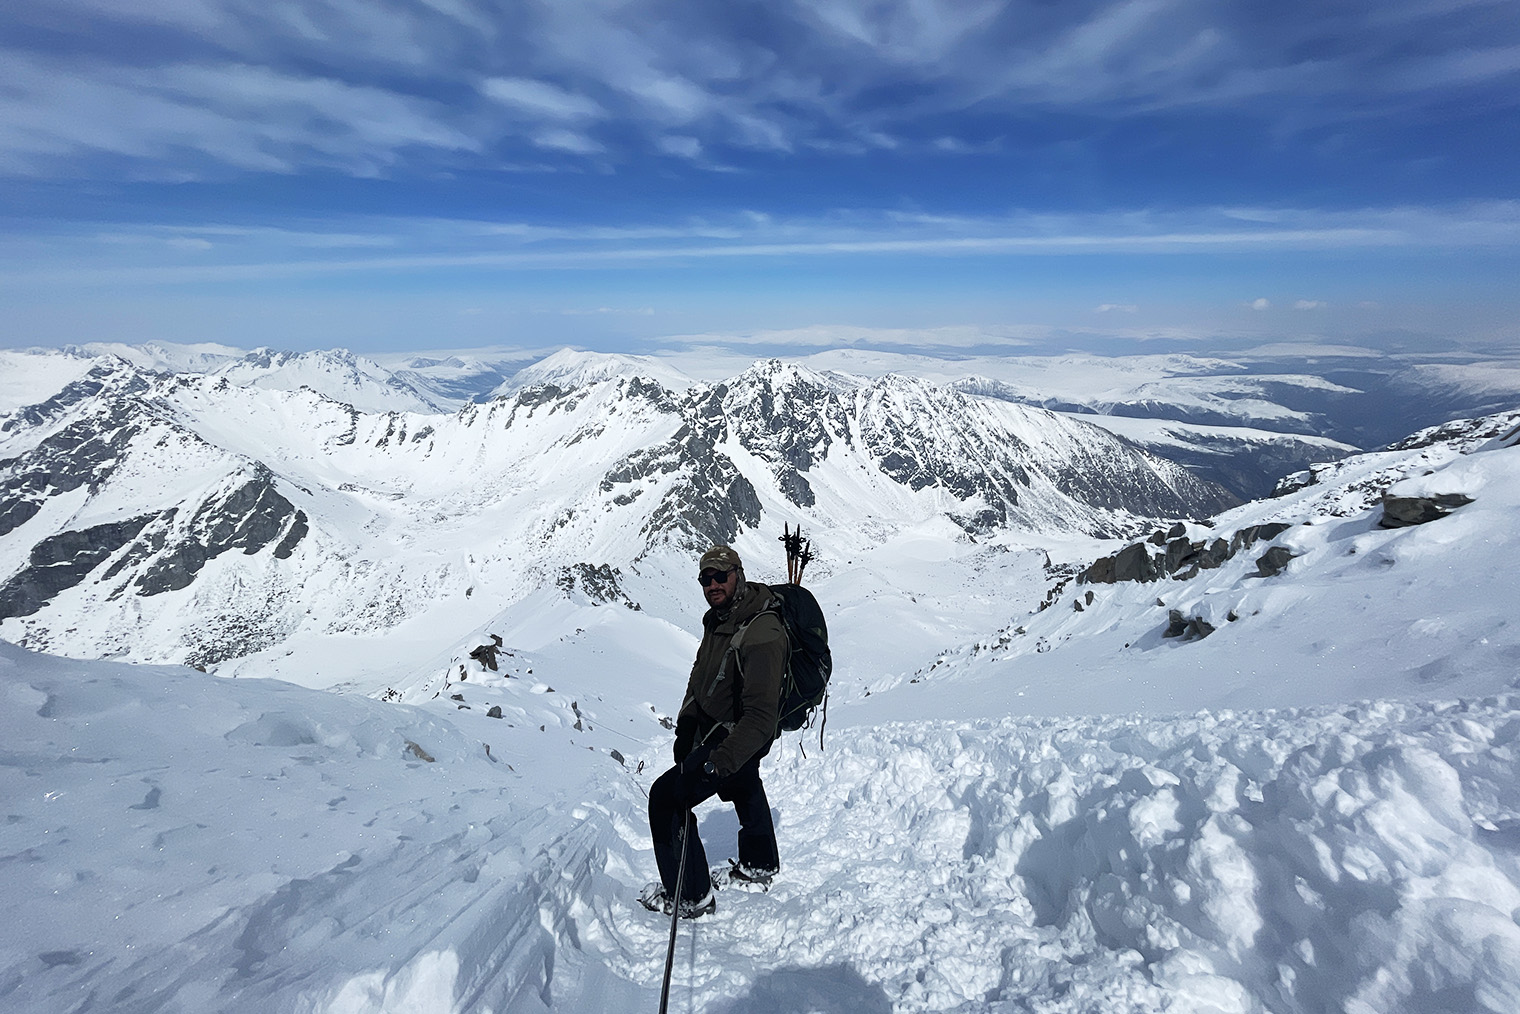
658, 323, 1048, 350
481, 78, 606, 121
6, 201, 1517, 288
2, 1, 1515, 178
530, 129, 606, 155
0, 51, 478, 177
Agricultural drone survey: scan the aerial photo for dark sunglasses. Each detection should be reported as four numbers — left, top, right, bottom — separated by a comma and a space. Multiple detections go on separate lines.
698, 569, 733, 587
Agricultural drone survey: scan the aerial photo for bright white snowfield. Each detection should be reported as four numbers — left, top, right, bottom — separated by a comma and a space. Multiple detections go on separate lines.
2, 346, 1520, 1014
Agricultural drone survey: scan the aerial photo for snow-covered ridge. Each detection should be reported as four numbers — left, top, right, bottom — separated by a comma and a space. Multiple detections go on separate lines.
492, 346, 698, 397
0, 353, 1234, 673
847, 406, 1520, 721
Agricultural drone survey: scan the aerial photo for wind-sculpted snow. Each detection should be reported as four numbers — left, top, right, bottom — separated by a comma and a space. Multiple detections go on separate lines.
581, 700, 1520, 1014
0, 641, 639, 1014
9, 639, 1520, 1013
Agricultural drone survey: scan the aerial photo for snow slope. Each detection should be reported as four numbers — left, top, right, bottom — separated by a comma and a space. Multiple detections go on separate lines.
9, 645, 1520, 1012
846, 410, 1520, 723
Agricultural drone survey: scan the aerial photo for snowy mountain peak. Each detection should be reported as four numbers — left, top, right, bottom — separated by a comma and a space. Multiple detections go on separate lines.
210, 347, 446, 414
495, 348, 696, 398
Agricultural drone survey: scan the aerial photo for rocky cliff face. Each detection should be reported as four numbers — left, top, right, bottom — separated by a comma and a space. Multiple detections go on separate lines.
0, 364, 311, 662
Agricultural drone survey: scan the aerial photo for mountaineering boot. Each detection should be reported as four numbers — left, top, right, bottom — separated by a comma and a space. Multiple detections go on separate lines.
638, 882, 717, 919
725, 858, 776, 889
677, 888, 716, 919
638, 881, 670, 913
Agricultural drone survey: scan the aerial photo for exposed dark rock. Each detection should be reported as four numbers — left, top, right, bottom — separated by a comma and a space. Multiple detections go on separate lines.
469, 634, 505, 671
556, 563, 641, 609
0, 514, 157, 618
1272, 468, 1319, 497
487, 705, 503, 719
181, 610, 289, 669
1201, 538, 1230, 569
1, 360, 150, 435
1255, 546, 1298, 577
1379, 493, 1475, 528
774, 468, 816, 508
1384, 412, 1520, 453
1164, 537, 1195, 574
1113, 543, 1161, 583
724, 362, 845, 507
598, 384, 763, 549
1232, 523, 1293, 552
513, 384, 567, 411
1079, 521, 1295, 586
273, 512, 308, 559
134, 471, 308, 596
0, 406, 145, 538
1164, 609, 1215, 641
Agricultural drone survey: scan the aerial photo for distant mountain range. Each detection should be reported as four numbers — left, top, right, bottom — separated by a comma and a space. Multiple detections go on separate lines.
0, 342, 1514, 676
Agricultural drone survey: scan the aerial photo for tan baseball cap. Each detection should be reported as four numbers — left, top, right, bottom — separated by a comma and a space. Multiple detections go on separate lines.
698, 545, 742, 574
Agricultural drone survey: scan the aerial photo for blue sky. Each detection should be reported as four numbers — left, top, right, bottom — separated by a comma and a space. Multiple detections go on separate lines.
2, 0, 1518, 357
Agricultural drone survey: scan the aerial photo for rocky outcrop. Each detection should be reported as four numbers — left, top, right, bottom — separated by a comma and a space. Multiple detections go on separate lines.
597, 365, 1238, 544
725, 361, 849, 509
556, 563, 641, 610
1275, 409, 1520, 500
470, 634, 505, 671
0, 401, 147, 538
1378, 493, 1474, 528
854, 375, 1237, 534
600, 384, 762, 550
137, 473, 308, 595
0, 382, 309, 620
1164, 609, 1215, 642
0, 514, 160, 618
1255, 545, 1298, 577
1080, 522, 1293, 585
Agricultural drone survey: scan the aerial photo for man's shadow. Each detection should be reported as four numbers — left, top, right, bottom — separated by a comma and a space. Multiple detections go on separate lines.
708, 964, 892, 1014
697, 806, 779, 862
689, 811, 890, 1013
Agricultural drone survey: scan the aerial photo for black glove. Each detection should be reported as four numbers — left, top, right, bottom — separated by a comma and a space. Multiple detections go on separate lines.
673, 713, 697, 764
677, 745, 721, 791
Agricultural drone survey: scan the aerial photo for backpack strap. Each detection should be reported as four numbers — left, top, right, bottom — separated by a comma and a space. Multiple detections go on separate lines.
704, 593, 785, 718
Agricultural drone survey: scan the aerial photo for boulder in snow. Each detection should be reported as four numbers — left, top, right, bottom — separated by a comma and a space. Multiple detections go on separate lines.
1255, 545, 1298, 577
1379, 492, 1475, 528
1164, 608, 1215, 641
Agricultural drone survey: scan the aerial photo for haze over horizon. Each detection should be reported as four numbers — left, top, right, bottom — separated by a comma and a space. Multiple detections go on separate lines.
2, 1, 1517, 358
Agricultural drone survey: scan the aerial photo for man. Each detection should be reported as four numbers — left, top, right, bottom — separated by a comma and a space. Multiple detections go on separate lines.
641, 545, 787, 918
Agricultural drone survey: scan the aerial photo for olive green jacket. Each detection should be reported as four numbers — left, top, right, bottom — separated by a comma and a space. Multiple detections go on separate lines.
678, 580, 787, 778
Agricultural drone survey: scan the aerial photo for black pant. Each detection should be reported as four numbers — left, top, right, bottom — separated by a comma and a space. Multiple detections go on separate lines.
648, 743, 779, 902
